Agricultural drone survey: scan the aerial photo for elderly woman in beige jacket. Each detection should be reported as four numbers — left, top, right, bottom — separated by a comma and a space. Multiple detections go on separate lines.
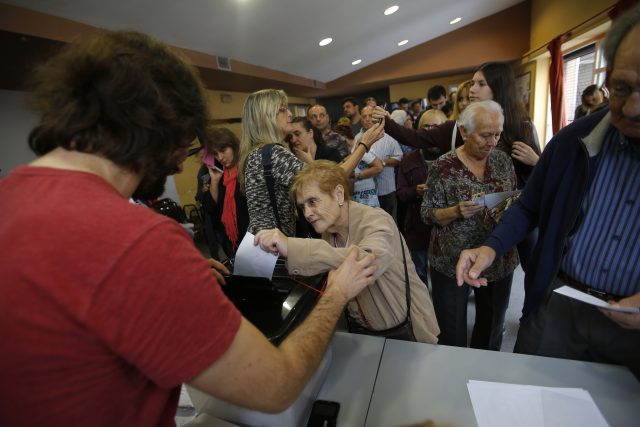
255, 160, 439, 343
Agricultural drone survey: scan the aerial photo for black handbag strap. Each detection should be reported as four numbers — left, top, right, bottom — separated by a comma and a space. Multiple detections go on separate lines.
261, 144, 282, 231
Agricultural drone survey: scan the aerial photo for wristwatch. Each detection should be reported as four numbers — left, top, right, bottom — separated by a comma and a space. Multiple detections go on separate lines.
381, 159, 386, 167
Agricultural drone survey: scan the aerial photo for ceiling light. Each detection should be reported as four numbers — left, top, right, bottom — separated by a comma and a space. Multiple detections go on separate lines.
398, 39, 408, 46
384, 5, 399, 16
319, 37, 333, 47
450, 17, 462, 25
352, 59, 362, 65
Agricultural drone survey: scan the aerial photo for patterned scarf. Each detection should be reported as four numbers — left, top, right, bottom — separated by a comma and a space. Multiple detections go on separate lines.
221, 166, 239, 250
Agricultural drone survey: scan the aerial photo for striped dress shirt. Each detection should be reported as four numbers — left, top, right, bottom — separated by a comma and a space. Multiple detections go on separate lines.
560, 128, 640, 297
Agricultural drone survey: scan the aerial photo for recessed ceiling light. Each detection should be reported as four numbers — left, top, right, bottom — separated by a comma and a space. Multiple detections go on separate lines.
319, 37, 333, 47
384, 5, 399, 16
352, 59, 362, 65
450, 17, 462, 24
398, 39, 408, 46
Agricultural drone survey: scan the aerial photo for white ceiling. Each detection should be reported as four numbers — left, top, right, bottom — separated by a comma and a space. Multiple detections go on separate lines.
7, 0, 525, 83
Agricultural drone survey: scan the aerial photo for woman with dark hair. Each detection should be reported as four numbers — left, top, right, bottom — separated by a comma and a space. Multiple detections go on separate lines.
471, 62, 540, 188
197, 127, 248, 258
287, 117, 342, 163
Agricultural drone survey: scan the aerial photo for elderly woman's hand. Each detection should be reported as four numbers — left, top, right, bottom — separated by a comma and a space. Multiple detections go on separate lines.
254, 228, 288, 257
511, 141, 539, 166
359, 121, 385, 150
458, 200, 484, 219
434, 200, 483, 226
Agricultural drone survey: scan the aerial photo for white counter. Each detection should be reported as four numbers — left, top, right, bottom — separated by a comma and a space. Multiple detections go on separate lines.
365, 339, 640, 427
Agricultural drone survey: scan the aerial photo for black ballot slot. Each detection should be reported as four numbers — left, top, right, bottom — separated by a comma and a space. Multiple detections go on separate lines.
221, 258, 326, 344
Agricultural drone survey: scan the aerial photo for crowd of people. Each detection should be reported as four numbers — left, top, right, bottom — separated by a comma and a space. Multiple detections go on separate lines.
1, 3, 639, 425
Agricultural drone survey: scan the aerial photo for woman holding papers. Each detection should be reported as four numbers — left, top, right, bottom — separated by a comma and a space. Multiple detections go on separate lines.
254, 160, 440, 344
421, 100, 518, 351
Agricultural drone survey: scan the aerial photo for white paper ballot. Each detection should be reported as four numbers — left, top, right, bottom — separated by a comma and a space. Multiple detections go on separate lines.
473, 190, 519, 209
467, 380, 610, 427
232, 232, 278, 279
554, 286, 640, 313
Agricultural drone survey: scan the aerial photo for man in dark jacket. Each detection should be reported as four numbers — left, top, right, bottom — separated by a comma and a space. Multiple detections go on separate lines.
457, 4, 640, 377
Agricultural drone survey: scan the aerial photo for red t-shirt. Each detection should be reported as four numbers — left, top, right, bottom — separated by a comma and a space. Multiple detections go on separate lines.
0, 166, 242, 426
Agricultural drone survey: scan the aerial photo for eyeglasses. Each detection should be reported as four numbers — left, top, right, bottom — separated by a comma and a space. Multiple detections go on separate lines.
278, 105, 289, 113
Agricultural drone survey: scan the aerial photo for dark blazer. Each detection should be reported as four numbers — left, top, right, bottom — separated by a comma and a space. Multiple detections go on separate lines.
485, 109, 609, 317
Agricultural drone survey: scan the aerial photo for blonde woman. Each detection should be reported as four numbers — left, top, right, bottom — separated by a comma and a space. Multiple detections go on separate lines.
418, 109, 448, 130
449, 80, 472, 121
239, 89, 383, 236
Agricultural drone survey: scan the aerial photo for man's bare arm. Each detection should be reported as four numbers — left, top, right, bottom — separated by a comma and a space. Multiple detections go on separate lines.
188, 248, 376, 412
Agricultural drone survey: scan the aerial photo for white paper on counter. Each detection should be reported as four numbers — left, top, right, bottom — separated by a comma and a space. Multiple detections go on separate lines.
467, 380, 609, 427
554, 286, 640, 313
473, 190, 519, 209
232, 232, 278, 279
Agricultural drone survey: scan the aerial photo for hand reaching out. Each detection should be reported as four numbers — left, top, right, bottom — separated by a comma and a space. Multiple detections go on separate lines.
372, 106, 390, 123
455, 246, 496, 287
254, 228, 289, 257
359, 121, 385, 150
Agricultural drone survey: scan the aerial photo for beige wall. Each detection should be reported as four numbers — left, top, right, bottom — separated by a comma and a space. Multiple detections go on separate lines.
390, 72, 473, 101
529, 0, 617, 51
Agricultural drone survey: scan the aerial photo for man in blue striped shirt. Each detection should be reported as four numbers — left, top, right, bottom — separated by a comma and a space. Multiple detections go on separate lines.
456, 4, 640, 378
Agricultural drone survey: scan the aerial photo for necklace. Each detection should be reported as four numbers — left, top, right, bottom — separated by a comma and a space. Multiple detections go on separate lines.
331, 233, 350, 248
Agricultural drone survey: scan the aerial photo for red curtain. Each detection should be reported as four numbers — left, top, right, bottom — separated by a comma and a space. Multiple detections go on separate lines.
547, 36, 566, 135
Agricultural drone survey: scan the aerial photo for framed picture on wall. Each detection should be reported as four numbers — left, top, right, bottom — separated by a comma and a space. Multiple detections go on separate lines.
515, 61, 536, 117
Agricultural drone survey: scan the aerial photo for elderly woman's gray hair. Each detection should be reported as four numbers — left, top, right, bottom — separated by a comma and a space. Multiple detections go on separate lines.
457, 100, 504, 134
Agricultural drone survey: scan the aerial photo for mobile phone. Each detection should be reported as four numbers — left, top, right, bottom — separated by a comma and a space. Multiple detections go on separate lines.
213, 158, 224, 173
307, 400, 340, 427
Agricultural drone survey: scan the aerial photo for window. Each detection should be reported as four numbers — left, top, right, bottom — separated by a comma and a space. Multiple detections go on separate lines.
563, 44, 597, 124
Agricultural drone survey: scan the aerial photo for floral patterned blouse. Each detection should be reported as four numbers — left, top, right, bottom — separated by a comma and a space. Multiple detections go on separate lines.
421, 149, 519, 281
